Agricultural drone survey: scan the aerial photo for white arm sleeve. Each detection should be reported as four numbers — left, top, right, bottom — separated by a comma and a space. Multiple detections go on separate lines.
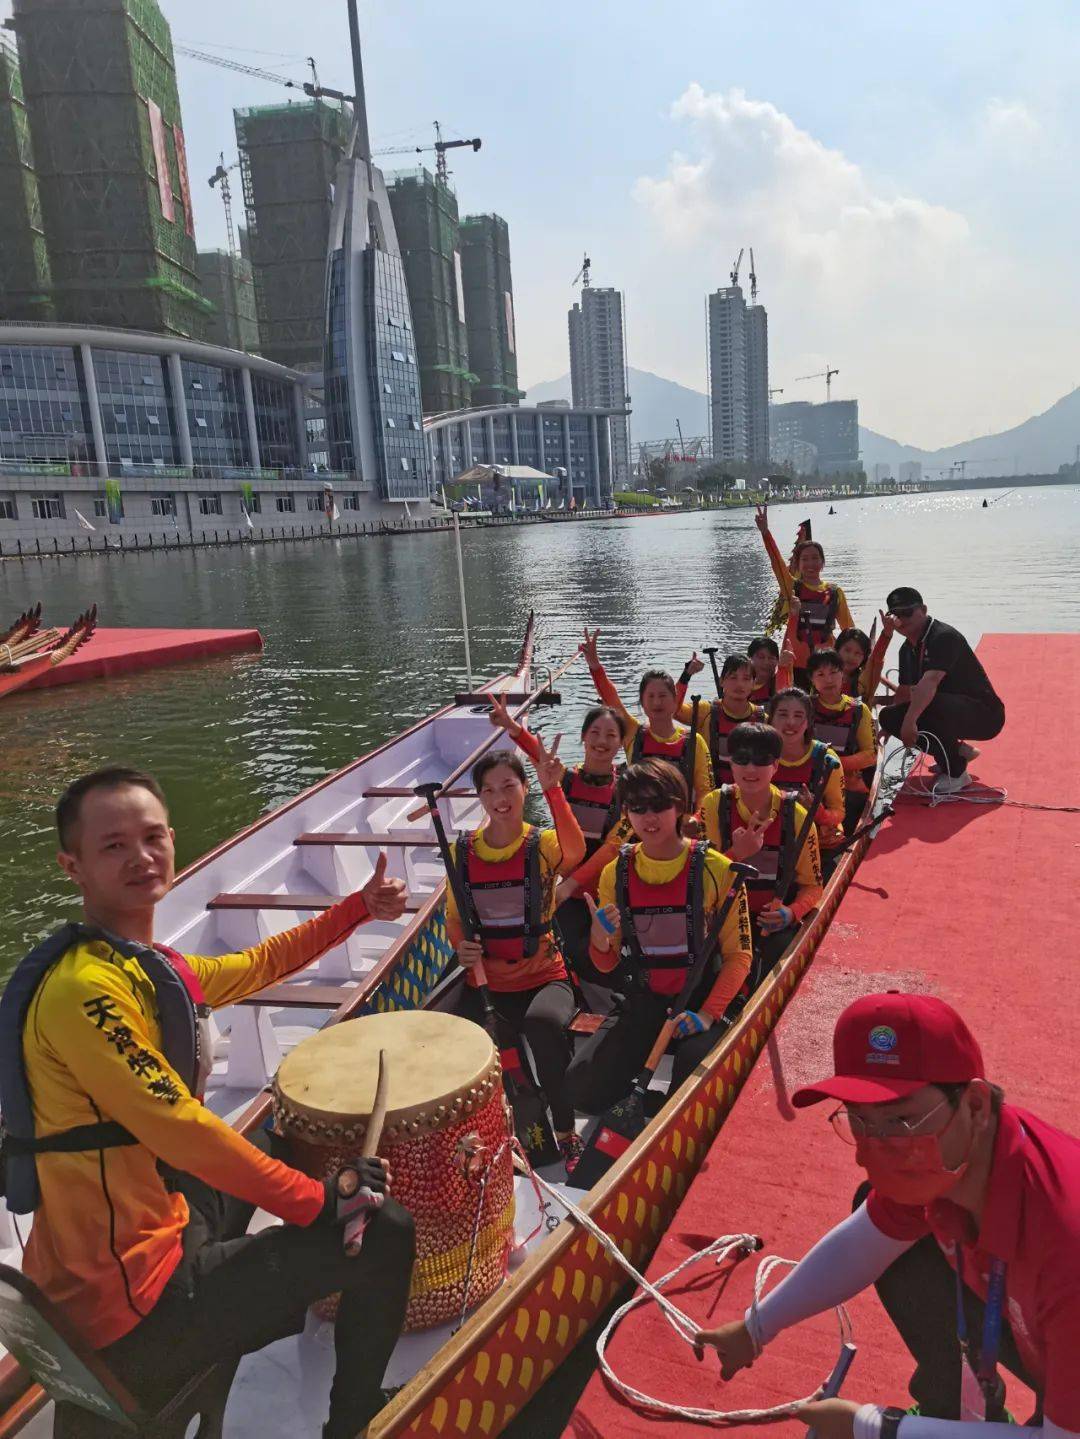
856, 1405, 1074, 1439
746, 1202, 915, 1347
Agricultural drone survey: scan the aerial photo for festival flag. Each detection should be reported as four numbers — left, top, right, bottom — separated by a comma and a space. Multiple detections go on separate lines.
322, 486, 339, 524
73, 508, 96, 532
104, 480, 123, 524
403, 499, 412, 522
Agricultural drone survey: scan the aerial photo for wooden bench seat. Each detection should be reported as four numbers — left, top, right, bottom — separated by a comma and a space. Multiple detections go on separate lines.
240, 983, 355, 1009
208, 891, 425, 913
363, 786, 476, 799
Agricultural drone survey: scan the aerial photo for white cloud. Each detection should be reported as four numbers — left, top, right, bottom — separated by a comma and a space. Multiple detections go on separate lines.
629, 85, 1067, 448
983, 97, 1041, 142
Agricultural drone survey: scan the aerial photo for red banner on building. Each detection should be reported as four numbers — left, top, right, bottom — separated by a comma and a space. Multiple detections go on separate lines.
173, 124, 195, 238
147, 100, 175, 223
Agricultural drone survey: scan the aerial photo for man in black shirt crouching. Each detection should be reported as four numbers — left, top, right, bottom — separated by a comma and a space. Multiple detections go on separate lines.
878, 587, 1005, 793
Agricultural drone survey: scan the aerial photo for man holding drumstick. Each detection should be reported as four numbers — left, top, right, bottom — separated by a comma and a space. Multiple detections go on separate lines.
695, 993, 1080, 1439
0, 767, 414, 1439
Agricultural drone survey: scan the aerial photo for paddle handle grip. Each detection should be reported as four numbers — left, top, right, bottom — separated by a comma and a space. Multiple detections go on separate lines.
807, 1342, 857, 1438
643, 1017, 677, 1076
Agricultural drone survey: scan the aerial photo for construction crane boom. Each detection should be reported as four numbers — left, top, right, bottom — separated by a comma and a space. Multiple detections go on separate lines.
795, 367, 839, 401
768, 387, 784, 400
730, 247, 744, 288
176, 43, 355, 104
749, 247, 758, 302
208, 152, 241, 257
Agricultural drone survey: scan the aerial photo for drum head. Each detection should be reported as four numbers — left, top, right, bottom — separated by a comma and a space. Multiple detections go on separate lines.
273, 1011, 497, 1134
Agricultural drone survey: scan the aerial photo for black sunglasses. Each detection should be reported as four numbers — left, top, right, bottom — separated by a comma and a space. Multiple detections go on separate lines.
729, 749, 774, 767
889, 605, 918, 619
625, 798, 677, 815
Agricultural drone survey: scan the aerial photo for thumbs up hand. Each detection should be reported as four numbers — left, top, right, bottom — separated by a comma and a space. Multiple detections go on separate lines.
584, 891, 620, 950
362, 850, 408, 921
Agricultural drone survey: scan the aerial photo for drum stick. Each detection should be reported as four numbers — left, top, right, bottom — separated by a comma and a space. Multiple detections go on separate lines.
342, 1049, 389, 1257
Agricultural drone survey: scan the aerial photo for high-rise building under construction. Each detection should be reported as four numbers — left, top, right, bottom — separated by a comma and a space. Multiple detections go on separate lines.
197, 250, 260, 355
387, 168, 473, 414
10, 0, 206, 337
460, 214, 520, 409
235, 99, 352, 373
568, 285, 630, 487
707, 283, 769, 464
0, 36, 51, 320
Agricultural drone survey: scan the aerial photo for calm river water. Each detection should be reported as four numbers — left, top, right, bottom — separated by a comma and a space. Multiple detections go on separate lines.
2, 485, 1078, 971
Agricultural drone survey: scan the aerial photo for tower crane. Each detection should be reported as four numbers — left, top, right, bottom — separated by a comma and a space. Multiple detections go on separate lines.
730, 247, 744, 288
372, 123, 482, 182
174, 43, 356, 104
749, 247, 758, 302
571, 253, 591, 289
208, 153, 241, 257
795, 367, 839, 401
769, 387, 784, 400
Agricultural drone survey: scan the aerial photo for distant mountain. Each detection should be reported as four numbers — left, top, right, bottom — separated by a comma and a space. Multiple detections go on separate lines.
524, 368, 709, 448
524, 368, 1080, 475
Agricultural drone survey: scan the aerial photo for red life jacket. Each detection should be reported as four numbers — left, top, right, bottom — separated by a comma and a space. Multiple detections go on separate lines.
708, 700, 765, 785
775, 740, 833, 795
813, 696, 865, 756
750, 676, 776, 705
454, 826, 550, 964
614, 841, 708, 995
794, 581, 840, 649
629, 725, 694, 793
560, 766, 619, 857
715, 786, 798, 915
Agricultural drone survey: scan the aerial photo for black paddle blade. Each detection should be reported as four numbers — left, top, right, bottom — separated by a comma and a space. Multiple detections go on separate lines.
500, 1047, 560, 1167
566, 1082, 647, 1191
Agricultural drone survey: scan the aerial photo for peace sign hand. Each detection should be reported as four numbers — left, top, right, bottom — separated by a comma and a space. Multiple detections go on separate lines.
878, 607, 896, 639
754, 503, 769, 534
730, 812, 769, 860
488, 692, 521, 737
533, 732, 565, 791
579, 628, 601, 670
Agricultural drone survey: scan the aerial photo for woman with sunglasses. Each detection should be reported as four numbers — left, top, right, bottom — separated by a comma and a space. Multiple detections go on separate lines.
674, 653, 767, 788
486, 694, 631, 991
565, 759, 753, 1114
446, 738, 586, 1169
805, 649, 879, 832
836, 618, 893, 703
755, 504, 854, 674
700, 722, 823, 978
579, 629, 713, 806
767, 687, 846, 870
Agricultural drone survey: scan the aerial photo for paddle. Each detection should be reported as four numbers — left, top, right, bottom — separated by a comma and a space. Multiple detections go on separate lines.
413, 781, 560, 1168
685, 692, 702, 794
568, 864, 754, 1191
775, 751, 837, 907
701, 648, 723, 699
338, 1047, 389, 1256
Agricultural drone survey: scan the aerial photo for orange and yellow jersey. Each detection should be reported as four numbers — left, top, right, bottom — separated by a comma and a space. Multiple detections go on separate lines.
846, 628, 891, 703
589, 844, 752, 1020
812, 694, 878, 792
700, 783, 823, 920
21, 898, 375, 1347
446, 785, 585, 993
761, 524, 854, 668
589, 661, 713, 805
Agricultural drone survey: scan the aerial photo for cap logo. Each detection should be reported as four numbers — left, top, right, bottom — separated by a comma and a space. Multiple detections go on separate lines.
868, 1025, 898, 1053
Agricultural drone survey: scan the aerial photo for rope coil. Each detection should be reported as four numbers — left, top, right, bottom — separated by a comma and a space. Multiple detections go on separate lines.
521, 1160, 854, 1425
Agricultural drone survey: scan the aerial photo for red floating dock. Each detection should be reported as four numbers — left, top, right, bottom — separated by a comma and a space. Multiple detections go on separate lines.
568, 634, 1077, 1438
21, 626, 263, 691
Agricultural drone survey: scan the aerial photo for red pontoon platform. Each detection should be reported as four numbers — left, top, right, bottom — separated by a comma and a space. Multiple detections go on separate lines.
568, 634, 1076, 1438
22, 625, 262, 691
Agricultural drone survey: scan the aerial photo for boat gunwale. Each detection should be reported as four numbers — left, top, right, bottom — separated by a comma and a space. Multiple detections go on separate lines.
369, 749, 887, 1438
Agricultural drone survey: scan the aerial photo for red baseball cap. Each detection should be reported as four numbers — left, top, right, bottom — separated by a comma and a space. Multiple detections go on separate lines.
791, 992, 985, 1108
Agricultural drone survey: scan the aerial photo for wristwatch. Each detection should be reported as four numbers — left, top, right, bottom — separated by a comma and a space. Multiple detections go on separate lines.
880, 1407, 906, 1439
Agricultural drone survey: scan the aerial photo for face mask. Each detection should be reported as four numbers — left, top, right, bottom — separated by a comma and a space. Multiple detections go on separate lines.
855, 1114, 972, 1206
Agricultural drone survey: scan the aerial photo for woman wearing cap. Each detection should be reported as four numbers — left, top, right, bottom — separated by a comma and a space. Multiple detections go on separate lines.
878, 589, 1005, 794
696, 993, 1080, 1439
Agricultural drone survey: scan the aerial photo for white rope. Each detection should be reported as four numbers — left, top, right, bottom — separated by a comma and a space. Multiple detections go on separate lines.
523, 1162, 852, 1425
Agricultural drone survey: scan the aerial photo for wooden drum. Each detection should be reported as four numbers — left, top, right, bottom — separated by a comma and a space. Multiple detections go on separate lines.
271, 1011, 515, 1330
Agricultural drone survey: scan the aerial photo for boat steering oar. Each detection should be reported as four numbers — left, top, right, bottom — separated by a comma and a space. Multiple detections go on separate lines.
413, 781, 560, 1166
337, 1048, 390, 1257
569, 863, 756, 1191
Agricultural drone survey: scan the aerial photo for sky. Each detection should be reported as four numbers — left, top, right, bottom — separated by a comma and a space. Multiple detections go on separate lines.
5, 0, 1079, 449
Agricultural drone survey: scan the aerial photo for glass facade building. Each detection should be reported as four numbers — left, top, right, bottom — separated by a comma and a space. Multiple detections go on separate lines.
424, 404, 618, 507
0, 324, 307, 478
